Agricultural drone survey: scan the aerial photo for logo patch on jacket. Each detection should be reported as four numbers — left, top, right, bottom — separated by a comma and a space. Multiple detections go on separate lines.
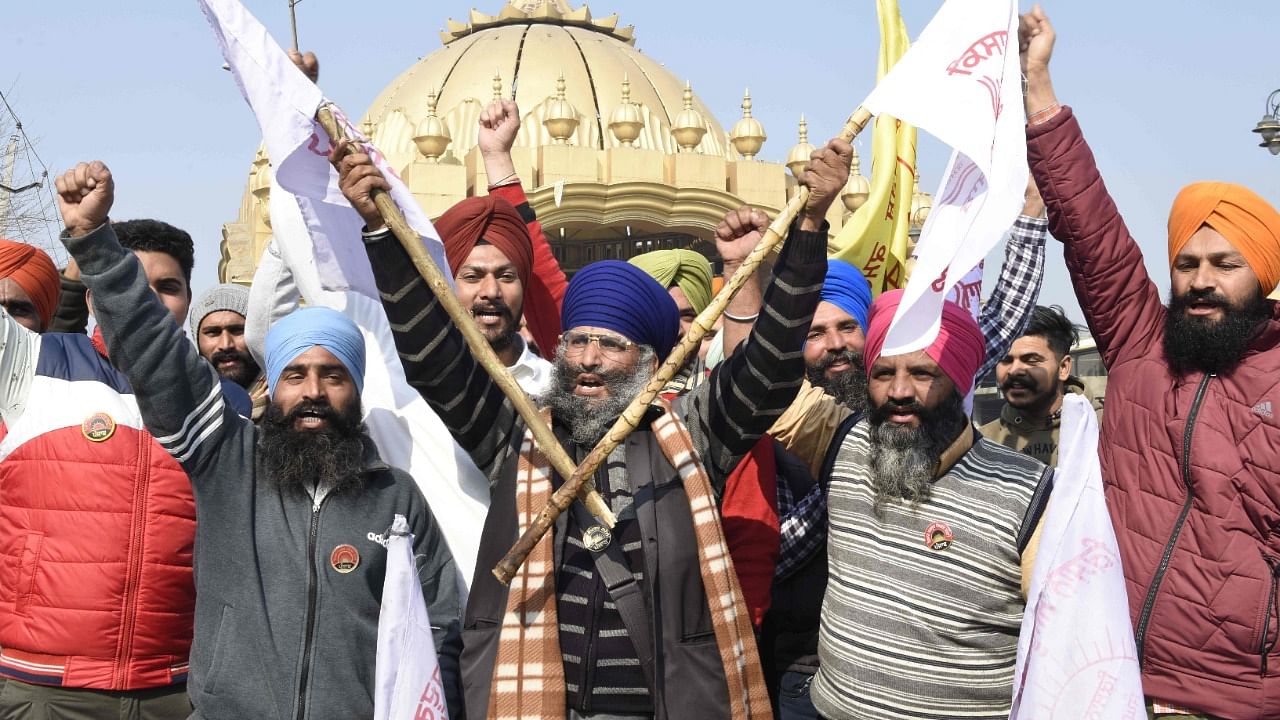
1252, 400, 1273, 419
81, 412, 116, 443
330, 544, 360, 573
925, 521, 954, 551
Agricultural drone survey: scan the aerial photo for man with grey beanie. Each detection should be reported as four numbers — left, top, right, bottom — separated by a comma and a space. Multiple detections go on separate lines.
190, 283, 266, 419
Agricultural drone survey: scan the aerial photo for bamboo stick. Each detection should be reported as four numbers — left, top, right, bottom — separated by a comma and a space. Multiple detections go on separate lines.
492, 107, 874, 584
316, 105, 616, 526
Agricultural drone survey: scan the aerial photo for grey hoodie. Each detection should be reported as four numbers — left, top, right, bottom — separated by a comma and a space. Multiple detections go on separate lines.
65, 223, 462, 720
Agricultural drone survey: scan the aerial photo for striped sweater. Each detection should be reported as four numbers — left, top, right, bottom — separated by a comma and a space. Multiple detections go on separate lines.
812, 422, 1052, 720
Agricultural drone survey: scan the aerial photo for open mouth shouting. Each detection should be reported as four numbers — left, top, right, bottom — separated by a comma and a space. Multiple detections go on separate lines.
574, 372, 607, 398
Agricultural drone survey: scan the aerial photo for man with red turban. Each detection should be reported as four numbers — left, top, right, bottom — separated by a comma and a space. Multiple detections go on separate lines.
811, 289, 1054, 719
1023, 9, 1280, 716
344, 98, 565, 395
0, 239, 60, 333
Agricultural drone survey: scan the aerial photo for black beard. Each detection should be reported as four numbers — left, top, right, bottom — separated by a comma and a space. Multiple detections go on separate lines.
1163, 287, 1272, 376
542, 345, 656, 446
471, 301, 518, 353
258, 398, 368, 498
805, 349, 868, 412
866, 390, 968, 516
209, 348, 262, 389
1000, 371, 1062, 415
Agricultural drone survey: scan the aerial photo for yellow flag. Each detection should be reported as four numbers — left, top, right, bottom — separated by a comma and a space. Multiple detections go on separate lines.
830, 0, 917, 295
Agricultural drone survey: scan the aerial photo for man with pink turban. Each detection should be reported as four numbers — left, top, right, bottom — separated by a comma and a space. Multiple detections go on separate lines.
0, 239, 60, 333
810, 289, 1055, 719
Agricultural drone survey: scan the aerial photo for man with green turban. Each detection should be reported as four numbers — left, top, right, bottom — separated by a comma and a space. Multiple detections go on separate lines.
629, 248, 715, 393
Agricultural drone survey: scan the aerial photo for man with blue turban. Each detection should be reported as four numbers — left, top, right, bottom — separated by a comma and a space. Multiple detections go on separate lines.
54, 162, 463, 720
342, 134, 852, 718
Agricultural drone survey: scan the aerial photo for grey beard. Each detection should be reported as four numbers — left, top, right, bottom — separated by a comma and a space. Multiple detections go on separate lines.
867, 390, 968, 516
542, 344, 657, 446
805, 350, 868, 413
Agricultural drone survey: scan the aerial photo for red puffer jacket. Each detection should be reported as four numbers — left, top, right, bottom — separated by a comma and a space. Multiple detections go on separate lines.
1029, 107, 1280, 719
0, 329, 194, 690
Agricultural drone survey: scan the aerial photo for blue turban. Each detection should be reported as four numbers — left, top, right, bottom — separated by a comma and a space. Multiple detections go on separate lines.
561, 260, 680, 358
264, 307, 367, 396
821, 259, 873, 332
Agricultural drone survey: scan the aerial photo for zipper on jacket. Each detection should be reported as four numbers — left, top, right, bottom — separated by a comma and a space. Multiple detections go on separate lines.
116, 435, 152, 688
1260, 554, 1280, 677
1135, 373, 1212, 666
294, 502, 323, 720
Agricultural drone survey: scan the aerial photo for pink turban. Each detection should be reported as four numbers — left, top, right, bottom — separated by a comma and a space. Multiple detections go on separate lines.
863, 289, 985, 393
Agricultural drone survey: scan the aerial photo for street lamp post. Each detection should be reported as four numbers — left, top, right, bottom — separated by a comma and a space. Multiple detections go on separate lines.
1252, 90, 1280, 155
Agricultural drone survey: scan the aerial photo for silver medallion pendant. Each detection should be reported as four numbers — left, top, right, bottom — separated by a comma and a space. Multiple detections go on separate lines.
583, 525, 612, 553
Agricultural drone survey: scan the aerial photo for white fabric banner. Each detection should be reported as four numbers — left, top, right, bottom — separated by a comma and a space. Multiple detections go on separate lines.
200, 0, 489, 590
1010, 394, 1144, 719
863, 0, 1027, 356
374, 515, 449, 720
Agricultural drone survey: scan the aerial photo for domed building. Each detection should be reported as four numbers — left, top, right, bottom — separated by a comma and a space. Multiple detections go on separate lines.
219, 0, 923, 283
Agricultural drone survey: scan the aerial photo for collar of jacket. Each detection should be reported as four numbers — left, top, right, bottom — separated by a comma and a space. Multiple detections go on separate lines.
934, 424, 976, 478
998, 376, 1089, 435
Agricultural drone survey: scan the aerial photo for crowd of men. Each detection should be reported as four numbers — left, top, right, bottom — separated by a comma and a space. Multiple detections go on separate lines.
0, 6, 1277, 720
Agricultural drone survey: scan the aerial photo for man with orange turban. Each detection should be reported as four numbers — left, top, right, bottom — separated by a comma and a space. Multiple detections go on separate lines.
0, 239, 60, 333
1023, 8, 1280, 716
812, 289, 1054, 719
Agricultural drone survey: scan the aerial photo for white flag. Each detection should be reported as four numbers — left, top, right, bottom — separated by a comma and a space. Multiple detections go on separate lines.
200, 0, 490, 589
863, 0, 1027, 356
1010, 394, 1144, 719
374, 515, 449, 720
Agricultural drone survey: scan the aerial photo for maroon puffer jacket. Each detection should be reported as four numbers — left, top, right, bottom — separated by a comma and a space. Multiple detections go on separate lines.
1029, 107, 1280, 719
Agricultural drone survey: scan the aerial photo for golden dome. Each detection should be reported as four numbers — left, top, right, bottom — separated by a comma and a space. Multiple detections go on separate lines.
361, 0, 728, 168
842, 145, 870, 213
412, 90, 451, 161
671, 82, 709, 153
786, 115, 815, 178
542, 72, 580, 144
730, 89, 766, 160
607, 75, 644, 146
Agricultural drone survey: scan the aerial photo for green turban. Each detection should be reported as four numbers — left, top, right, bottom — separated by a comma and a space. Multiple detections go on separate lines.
629, 249, 714, 314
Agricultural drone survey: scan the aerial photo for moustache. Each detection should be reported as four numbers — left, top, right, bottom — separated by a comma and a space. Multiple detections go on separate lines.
285, 400, 341, 425
816, 349, 859, 371
470, 302, 513, 320
870, 398, 926, 423
210, 348, 248, 365
1001, 374, 1038, 392
1172, 288, 1230, 312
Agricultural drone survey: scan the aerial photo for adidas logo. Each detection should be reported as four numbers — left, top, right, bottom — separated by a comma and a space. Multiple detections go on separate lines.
1253, 400, 1273, 419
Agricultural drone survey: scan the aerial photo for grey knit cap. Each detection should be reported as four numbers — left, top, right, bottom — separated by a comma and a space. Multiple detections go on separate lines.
189, 283, 250, 336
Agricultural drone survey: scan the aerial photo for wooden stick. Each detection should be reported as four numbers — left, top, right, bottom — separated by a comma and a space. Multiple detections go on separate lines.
315, 105, 616, 527
492, 107, 874, 584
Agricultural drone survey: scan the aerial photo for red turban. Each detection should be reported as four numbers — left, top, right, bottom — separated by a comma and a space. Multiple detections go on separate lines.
436, 196, 560, 354
1168, 182, 1280, 293
863, 289, 985, 394
0, 239, 59, 330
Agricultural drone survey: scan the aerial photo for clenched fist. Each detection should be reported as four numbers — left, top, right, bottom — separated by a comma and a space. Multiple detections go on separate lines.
56, 161, 114, 238
330, 143, 391, 232
715, 206, 770, 270
798, 138, 853, 231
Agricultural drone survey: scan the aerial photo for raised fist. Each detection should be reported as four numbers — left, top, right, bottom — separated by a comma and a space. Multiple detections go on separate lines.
715, 206, 770, 269
288, 49, 320, 83
478, 99, 521, 157
1018, 5, 1055, 75
799, 138, 853, 226
55, 161, 114, 238
330, 143, 390, 231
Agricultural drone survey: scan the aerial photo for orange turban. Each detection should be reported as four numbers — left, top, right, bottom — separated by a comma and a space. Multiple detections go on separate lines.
1168, 182, 1280, 293
0, 239, 59, 330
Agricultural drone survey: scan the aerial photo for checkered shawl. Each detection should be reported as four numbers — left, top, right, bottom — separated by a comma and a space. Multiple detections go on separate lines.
488, 400, 773, 719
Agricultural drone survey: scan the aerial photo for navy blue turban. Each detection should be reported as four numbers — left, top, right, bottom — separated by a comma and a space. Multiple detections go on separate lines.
561, 260, 680, 358
264, 307, 367, 396
821, 259, 873, 331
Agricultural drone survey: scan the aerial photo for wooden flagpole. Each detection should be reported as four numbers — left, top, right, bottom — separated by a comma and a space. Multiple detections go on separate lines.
316, 105, 617, 527
493, 107, 874, 585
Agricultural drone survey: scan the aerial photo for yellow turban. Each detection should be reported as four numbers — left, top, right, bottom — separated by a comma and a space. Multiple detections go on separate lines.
629, 249, 714, 314
1168, 182, 1280, 293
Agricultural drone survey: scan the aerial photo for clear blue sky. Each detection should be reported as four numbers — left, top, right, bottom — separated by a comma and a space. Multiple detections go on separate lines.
3, 0, 1277, 326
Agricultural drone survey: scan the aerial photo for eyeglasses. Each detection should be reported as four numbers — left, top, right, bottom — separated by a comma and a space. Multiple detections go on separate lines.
560, 330, 636, 359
